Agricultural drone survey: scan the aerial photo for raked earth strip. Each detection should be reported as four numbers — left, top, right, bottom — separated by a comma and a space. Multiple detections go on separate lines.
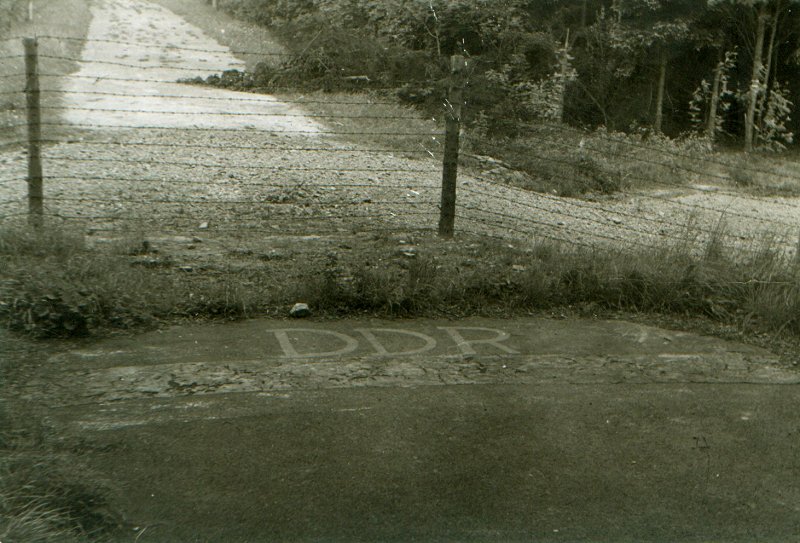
61, 0, 322, 132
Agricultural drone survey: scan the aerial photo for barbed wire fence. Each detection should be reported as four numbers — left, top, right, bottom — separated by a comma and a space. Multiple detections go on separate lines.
0, 36, 459, 247
1, 35, 800, 262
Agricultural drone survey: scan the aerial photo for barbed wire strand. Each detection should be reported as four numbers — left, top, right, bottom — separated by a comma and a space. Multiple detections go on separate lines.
456, 209, 657, 250
40, 194, 436, 207
42, 156, 439, 173
36, 104, 427, 121
0, 87, 404, 106
33, 175, 436, 191
36, 72, 403, 91
473, 182, 739, 241
34, 209, 437, 224
455, 218, 597, 250
20, 138, 437, 155
32, 35, 295, 57
458, 187, 691, 247
7, 121, 443, 137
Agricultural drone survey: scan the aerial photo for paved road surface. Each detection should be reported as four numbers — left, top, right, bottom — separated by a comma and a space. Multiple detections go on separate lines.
12, 317, 800, 542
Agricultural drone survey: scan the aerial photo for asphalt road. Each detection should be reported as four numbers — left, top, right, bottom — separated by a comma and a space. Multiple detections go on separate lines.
11, 317, 799, 542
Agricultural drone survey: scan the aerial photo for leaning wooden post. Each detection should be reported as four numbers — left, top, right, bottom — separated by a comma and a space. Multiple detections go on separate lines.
438, 54, 466, 238
212, 0, 218, 9
27, 1, 33, 21
24, 37, 43, 228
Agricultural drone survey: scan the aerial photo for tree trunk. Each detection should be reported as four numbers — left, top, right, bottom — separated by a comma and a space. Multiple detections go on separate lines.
707, 57, 724, 143
581, 0, 587, 28
745, 6, 768, 153
654, 51, 667, 134
757, 1, 780, 130
556, 30, 570, 123
613, 0, 623, 23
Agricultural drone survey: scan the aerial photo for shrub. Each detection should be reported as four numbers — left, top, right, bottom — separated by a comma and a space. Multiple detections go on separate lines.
728, 164, 756, 188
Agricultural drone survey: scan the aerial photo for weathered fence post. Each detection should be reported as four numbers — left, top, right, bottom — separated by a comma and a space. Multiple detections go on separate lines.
27, 1, 33, 21
24, 37, 43, 228
438, 55, 466, 238
212, 0, 218, 9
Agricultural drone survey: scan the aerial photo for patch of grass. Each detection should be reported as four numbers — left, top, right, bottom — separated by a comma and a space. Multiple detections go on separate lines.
0, 341, 123, 543
2, 224, 799, 339
467, 133, 628, 197
0, 225, 303, 337
0, 225, 168, 337
728, 165, 756, 189
0, 448, 122, 542
464, 124, 720, 197
288, 229, 800, 338
719, 153, 800, 196
299, 253, 440, 314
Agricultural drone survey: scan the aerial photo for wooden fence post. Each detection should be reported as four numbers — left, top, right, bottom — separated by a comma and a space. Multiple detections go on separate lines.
27, 1, 33, 21
438, 55, 466, 238
24, 37, 43, 228
212, 0, 218, 9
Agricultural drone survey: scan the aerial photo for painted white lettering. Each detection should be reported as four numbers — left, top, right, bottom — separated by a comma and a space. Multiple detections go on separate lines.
437, 327, 519, 355
270, 329, 359, 358
355, 328, 437, 356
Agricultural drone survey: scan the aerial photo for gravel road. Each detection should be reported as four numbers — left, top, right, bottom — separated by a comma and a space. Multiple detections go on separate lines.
1, 0, 799, 258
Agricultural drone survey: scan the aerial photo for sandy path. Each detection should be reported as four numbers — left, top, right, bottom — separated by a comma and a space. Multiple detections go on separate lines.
61, 0, 320, 132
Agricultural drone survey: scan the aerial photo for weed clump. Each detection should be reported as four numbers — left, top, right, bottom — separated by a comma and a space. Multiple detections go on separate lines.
0, 226, 161, 338
300, 254, 440, 315
0, 392, 122, 543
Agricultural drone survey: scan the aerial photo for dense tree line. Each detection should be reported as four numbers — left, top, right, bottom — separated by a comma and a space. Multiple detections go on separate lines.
219, 0, 800, 150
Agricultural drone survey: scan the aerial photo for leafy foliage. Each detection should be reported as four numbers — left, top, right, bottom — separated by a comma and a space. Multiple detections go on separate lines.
217, 0, 800, 148
689, 49, 738, 141
757, 81, 795, 150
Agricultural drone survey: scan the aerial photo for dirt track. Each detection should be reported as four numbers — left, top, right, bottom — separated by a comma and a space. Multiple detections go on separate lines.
58, 0, 319, 131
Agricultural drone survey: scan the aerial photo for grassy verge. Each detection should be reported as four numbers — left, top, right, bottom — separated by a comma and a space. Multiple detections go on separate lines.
465, 124, 800, 197
2, 222, 800, 352
0, 330, 124, 542
0, 392, 122, 543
